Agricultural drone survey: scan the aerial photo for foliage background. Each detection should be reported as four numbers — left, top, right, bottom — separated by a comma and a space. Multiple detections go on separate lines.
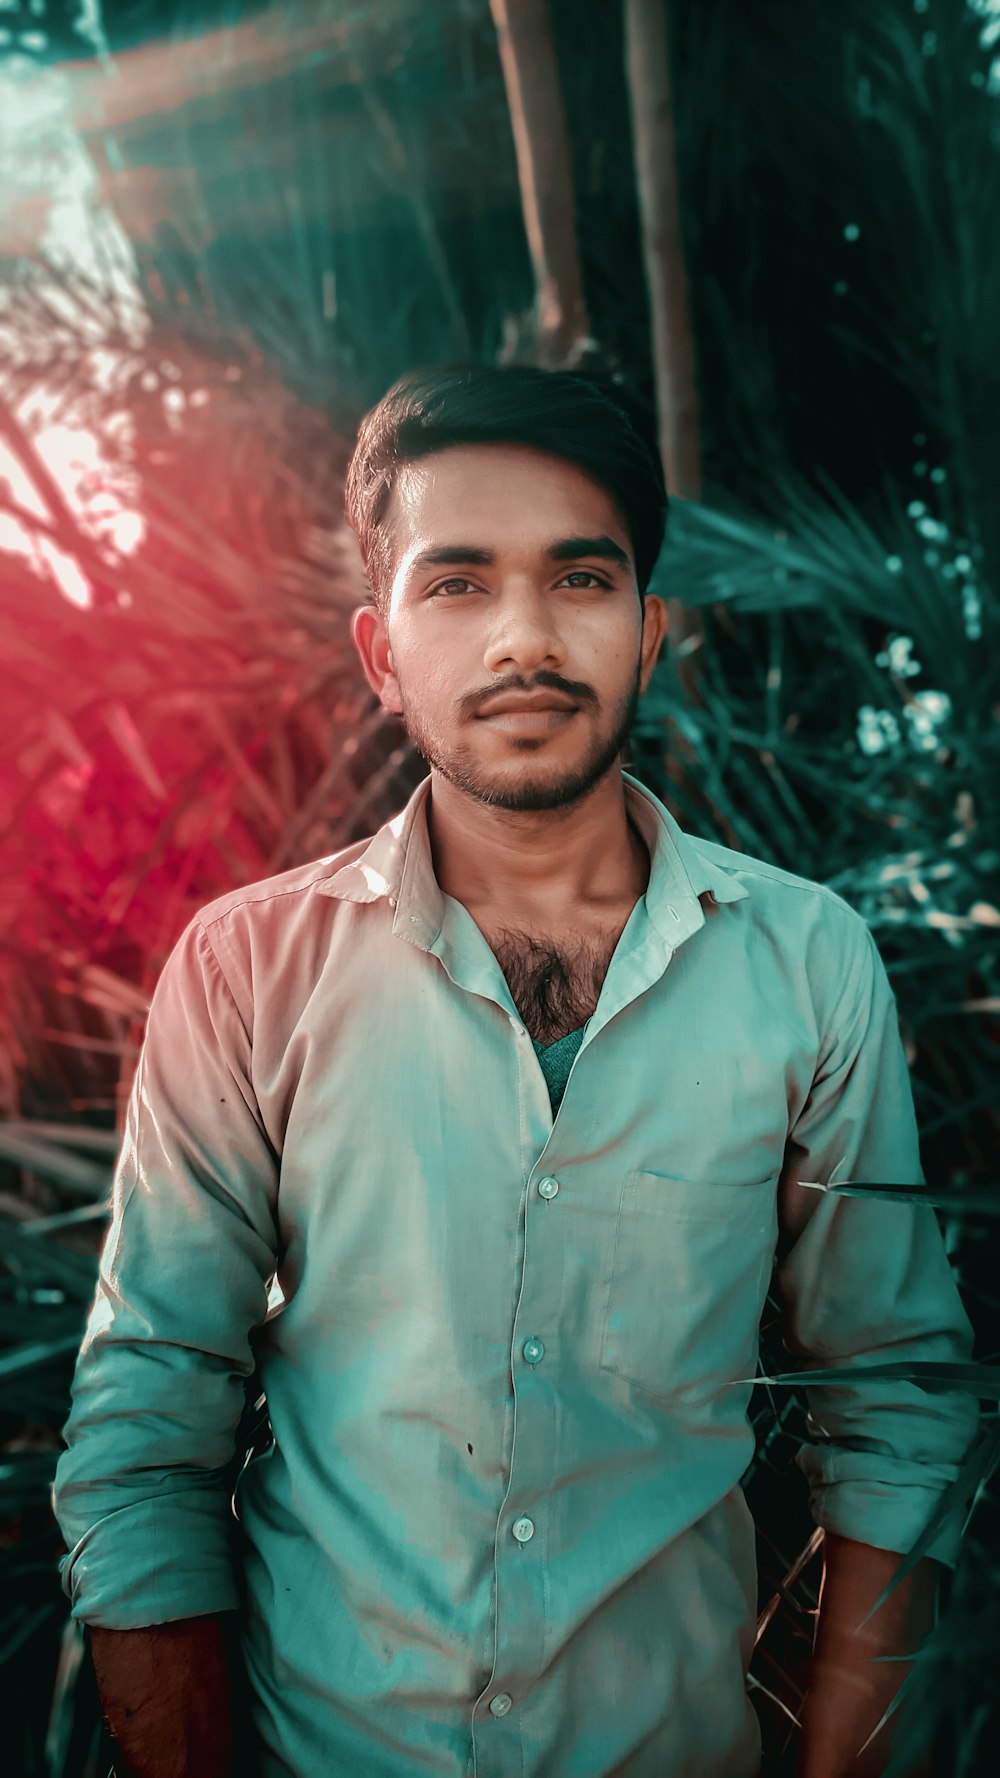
0, 0, 997, 1773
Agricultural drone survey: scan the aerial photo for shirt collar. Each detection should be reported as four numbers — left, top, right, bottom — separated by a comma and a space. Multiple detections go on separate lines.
314, 770, 748, 945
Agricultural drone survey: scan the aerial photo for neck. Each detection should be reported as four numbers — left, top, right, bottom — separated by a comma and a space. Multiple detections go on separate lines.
426, 768, 649, 918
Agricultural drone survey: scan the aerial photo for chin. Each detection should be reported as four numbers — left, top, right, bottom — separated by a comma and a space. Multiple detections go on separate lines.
443, 744, 628, 813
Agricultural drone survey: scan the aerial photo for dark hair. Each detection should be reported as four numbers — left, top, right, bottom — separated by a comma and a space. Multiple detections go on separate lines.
343, 362, 667, 617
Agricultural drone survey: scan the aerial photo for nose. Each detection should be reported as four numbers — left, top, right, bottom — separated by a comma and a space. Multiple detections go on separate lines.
481, 584, 567, 678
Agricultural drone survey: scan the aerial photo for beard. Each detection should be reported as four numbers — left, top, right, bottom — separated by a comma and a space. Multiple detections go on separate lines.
393, 658, 644, 814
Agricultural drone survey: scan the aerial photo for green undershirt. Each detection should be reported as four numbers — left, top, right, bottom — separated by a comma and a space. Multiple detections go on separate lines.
530, 1024, 589, 1115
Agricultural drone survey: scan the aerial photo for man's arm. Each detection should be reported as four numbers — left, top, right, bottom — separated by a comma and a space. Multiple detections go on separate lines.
776, 911, 978, 1567
774, 910, 978, 1770
796, 1534, 940, 1778
51, 914, 279, 1633
89, 1615, 241, 1778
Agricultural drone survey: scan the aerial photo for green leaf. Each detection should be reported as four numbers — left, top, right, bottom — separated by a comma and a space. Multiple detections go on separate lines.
0, 1336, 83, 1383
0, 1128, 110, 1199
795, 1178, 1000, 1211
0, 1220, 99, 1300
735, 1361, 1000, 1396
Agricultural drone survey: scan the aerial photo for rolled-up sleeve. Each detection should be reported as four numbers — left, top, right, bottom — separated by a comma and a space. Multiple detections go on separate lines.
776, 908, 979, 1569
51, 915, 280, 1628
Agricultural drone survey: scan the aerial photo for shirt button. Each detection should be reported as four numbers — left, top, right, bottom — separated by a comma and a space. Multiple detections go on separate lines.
489, 1692, 513, 1716
522, 1337, 544, 1364
537, 1176, 559, 1199
512, 1516, 535, 1543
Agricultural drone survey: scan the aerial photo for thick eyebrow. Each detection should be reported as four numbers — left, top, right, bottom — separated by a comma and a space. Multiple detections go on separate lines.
407, 534, 632, 577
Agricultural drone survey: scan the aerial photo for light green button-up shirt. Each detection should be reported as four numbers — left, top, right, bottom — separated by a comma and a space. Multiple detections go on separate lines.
52, 769, 978, 1778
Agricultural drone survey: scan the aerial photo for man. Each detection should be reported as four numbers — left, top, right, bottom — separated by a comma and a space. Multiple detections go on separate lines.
53, 364, 978, 1778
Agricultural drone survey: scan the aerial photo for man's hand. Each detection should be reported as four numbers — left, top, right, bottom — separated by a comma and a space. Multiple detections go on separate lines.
795, 1534, 941, 1778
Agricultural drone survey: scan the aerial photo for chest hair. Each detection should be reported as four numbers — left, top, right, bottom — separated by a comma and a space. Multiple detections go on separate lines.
481, 923, 623, 1047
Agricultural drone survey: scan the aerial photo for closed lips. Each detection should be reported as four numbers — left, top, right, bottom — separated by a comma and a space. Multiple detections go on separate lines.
478, 699, 577, 715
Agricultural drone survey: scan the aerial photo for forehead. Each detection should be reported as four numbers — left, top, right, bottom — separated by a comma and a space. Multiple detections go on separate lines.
385, 442, 629, 551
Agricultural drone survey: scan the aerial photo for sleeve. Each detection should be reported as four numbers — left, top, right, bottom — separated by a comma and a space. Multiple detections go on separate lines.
50, 915, 280, 1628
775, 908, 979, 1570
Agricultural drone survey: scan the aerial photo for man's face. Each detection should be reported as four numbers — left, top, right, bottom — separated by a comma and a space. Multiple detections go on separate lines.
351, 442, 667, 814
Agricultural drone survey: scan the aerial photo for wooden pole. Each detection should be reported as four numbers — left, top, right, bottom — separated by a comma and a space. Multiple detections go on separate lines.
624, 0, 706, 718
489, 0, 590, 366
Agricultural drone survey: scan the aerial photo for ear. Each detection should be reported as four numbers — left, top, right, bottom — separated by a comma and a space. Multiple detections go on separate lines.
350, 605, 403, 715
638, 594, 669, 692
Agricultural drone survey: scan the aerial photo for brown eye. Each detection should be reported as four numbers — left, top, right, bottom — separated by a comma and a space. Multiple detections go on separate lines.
432, 579, 477, 597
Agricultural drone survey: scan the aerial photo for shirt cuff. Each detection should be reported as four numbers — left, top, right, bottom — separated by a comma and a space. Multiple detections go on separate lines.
797, 1447, 971, 1569
56, 1489, 241, 1628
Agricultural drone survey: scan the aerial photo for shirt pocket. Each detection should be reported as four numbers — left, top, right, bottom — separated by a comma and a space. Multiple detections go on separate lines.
600, 1169, 778, 1406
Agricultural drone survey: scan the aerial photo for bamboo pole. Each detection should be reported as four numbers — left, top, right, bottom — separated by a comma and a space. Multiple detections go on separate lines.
624, 0, 706, 719
489, 0, 590, 366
